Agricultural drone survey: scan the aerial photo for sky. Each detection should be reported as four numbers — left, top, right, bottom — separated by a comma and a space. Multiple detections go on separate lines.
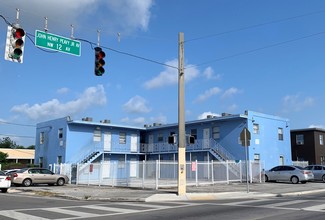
1, 0, 325, 147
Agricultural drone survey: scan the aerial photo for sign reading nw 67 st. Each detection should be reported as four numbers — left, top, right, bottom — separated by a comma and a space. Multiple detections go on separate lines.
35, 30, 81, 56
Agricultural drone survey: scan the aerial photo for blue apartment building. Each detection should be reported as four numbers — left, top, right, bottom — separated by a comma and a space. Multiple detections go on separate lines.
35, 110, 291, 170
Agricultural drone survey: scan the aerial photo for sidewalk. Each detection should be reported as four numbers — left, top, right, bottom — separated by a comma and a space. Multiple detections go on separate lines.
8, 182, 325, 202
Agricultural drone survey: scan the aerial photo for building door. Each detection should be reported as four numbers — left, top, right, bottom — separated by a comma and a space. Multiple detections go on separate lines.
130, 158, 137, 177
203, 128, 210, 149
103, 132, 111, 151
131, 134, 138, 152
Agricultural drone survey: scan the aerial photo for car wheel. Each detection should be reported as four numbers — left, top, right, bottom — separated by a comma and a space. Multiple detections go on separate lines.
1, 188, 8, 193
264, 175, 269, 182
22, 178, 32, 187
57, 178, 65, 186
291, 176, 299, 184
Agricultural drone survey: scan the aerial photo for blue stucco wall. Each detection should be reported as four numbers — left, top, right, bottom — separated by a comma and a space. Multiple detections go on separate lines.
34, 111, 292, 170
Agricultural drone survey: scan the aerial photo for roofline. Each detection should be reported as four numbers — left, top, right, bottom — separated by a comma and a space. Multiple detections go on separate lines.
291, 127, 325, 133
67, 114, 248, 131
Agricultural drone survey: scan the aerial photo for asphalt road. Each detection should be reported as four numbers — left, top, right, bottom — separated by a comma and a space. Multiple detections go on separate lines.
1, 190, 325, 219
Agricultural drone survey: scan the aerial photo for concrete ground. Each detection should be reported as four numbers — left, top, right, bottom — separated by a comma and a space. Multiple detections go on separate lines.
7, 181, 325, 202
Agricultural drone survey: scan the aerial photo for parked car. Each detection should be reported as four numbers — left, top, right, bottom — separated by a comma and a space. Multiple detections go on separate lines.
264, 165, 314, 184
0, 170, 11, 193
12, 168, 69, 187
304, 165, 325, 182
4, 169, 21, 176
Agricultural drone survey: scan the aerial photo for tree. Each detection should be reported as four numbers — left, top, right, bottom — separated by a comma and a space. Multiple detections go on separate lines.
0, 137, 17, 148
0, 152, 8, 164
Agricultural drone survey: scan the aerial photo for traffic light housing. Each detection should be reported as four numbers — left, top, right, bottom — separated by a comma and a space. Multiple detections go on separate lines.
94, 47, 105, 76
4, 25, 25, 63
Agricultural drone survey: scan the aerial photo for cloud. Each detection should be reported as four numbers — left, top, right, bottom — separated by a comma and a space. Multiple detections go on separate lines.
194, 87, 222, 103
56, 87, 69, 94
123, 95, 151, 113
10, 85, 106, 120
282, 94, 315, 113
197, 112, 221, 120
221, 87, 240, 99
203, 67, 221, 80
308, 124, 325, 129
143, 59, 199, 89
2, 0, 154, 35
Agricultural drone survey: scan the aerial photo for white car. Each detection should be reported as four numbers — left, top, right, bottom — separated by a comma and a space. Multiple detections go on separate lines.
0, 170, 11, 193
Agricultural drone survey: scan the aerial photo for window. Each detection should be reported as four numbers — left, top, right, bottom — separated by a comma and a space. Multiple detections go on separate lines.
278, 128, 283, 140
157, 133, 163, 142
253, 123, 259, 134
57, 156, 62, 164
93, 128, 101, 142
213, 127, 220, 139
58, 128, 63, 139
320, 134, 324, 145
119, 132, 126, 144
296, 134, 304, 145
40, 132, 45, 144
191, 129, 197, 139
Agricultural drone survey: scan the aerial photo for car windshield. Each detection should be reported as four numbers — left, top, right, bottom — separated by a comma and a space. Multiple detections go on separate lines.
0, 170, 5, 175
294, 166, 303, 170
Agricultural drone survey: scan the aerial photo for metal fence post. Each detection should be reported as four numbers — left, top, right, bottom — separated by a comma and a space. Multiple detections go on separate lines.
211, 160, 214, 184
195, 160, 198, 186
155, 160, 159, 190
226, 161, 229, 184
142, 160, 145, 189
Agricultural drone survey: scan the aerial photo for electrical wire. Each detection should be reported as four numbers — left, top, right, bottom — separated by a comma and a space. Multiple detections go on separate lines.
185, 9, 325, 43
0, 120, 36, 127
0, 134, 35, 139
193, 31, 325, 68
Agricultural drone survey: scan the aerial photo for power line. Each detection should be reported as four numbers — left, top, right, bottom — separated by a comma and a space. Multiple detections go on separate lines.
185, 9, 325, 43
192, 30, 325, 68
0, 120, 36, 127
0, 134, 35, 139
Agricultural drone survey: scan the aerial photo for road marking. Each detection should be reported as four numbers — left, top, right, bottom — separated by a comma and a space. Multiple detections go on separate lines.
258, 199, 309, 208
0, 210, 46, 220
303, 204, 325, 212
44, 207, 100, 218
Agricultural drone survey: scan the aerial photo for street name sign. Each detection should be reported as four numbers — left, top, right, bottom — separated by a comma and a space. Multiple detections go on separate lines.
35, 30, 81, 56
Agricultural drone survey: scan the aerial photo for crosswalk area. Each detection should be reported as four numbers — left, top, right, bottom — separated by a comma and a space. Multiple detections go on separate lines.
0, 201, 196, 220
213, 197, 325, 212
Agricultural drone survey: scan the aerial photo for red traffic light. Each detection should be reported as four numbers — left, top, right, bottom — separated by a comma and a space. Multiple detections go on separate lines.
14, 28, 25, 39
94, 47, 106, 76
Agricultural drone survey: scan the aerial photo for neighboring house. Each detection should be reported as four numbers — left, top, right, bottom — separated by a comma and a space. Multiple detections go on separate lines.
0, 149, 35, 165
291, 128, 325, 165
35, 110, 291, 170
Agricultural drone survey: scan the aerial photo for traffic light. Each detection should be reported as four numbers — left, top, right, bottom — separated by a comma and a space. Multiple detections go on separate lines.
94, 46, 105, 76
4, 25, 25, 63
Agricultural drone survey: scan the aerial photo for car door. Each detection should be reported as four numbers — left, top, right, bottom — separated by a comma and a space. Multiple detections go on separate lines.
29, 169, 42, 184
268, 166, 281, 180
40, 169, 56, 183
278, 166, 293, 181
313, 166, 322, 180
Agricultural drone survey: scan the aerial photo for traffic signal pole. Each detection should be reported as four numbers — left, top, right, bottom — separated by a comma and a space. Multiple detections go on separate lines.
178, 32, 186, 196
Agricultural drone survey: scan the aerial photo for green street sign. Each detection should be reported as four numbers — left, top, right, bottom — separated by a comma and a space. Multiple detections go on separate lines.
35, 30, 81, 56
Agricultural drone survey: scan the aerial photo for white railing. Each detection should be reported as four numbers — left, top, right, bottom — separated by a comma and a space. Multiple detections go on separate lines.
50, 160, 264, 189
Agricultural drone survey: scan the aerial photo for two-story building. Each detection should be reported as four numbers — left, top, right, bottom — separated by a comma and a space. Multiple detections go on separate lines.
35, 110, 291, 170
291, 128, 325, 165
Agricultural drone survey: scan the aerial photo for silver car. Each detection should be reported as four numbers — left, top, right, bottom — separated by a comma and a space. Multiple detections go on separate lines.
264, 165, 314, 184
304, 165, 325, 182
12, 168, 69, 187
